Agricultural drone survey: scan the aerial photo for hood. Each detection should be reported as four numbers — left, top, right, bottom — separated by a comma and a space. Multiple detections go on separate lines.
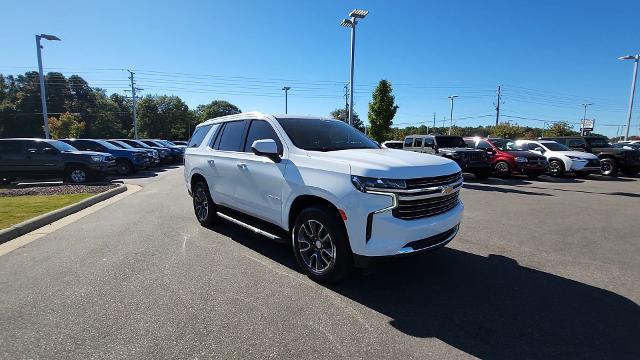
553, 150, 598, 159
308, 148, 461, 179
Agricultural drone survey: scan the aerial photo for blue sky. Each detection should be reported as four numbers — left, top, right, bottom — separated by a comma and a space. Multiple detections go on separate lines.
2, 0, 639, 137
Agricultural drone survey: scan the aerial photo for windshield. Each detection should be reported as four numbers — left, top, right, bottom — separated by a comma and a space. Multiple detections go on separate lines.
541, 142, 571, 151
586, 138, 610, 148
94, 139, 119, 150
276, 118, 379, 151
435, 136, 467, 148
110, 140, 134, 149
49, 140, 78, 152
488, 138, 513, 150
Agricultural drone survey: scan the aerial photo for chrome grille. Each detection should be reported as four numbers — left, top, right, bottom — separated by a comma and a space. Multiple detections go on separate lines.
393, 172, 462, 220
463, 152, 484, 162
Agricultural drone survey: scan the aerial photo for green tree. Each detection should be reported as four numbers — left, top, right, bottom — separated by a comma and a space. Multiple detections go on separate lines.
368, 80, 398, 142
109, 93, 133, 136
545, 121, 576, 136
49, 112, 85, 139
195, 100, 241, 123
92, 91, 124, 138
490, 123, 525, 139
329, 108, 365, 132
137, 95, 193, 139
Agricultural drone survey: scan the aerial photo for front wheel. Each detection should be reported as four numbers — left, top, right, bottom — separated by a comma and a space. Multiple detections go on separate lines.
116, 159, 134, 175
65, 166, 90, 183
292, 207, 352, 283
548, 160, 565, 177
494, 161, 511, 178
600, 159, 618, 176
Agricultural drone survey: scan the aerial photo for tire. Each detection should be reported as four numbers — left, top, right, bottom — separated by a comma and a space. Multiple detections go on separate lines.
292, 206, 352, 283
621, 168, 639, 176
473, 171, 490, 180
600, 158, 618, 176
494, 161, 511, 178
116, 159, 134, 175
65, 166, 90, 183
548, 160, 565, 177
192, 181, 218, 226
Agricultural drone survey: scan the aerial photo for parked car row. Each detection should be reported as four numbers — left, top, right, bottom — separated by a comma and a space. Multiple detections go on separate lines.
400, 135, 640, 178
0, 137, 185, 184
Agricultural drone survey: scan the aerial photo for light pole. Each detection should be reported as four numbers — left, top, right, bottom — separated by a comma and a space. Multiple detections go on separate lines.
581, 102, 593, 135
35, 34, 61, 139
340, 9, 368, 126
619, 55, 639, 141
448, 95, 458, 135
282, 86, 291, 114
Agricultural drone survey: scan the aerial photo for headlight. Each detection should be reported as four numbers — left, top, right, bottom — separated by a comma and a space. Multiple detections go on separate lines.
567, 155, 583, 160
91, 155, 104, 162
351, 175, 407, 193
515, 157, 528, 163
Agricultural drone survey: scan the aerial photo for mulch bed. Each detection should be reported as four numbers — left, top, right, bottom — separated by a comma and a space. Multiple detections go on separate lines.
0, 184, 119, 197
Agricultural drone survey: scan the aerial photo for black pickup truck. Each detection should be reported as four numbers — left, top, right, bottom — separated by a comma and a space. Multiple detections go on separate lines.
541, 136, 640, 176
0, 138, 116, 184
404, 135, 492, 179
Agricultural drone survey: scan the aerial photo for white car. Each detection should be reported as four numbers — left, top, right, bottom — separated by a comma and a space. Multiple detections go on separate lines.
516, 140, 600, 177
184, 112, 464, 282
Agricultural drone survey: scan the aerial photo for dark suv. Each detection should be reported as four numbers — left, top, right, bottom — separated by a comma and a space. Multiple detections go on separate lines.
0, 138, 115, 184
540, 136, 640, 176
404, 135, 492, 178
61, 138, 150, 175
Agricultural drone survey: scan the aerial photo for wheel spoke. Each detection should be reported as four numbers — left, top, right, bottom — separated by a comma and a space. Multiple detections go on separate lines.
298, 238, 312, 252
320, 249, 333, 264
302, 223, 313, 238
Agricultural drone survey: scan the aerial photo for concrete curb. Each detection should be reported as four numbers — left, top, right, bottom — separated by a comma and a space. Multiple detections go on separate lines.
0, 185, 127, 244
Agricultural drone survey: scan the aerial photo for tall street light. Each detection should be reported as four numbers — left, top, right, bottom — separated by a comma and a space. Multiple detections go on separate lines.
448, 95, 459, 135
282, 86, 291, 114
340, 9, 368, 126
619, 54, 639, 141
35, 34, 61, 139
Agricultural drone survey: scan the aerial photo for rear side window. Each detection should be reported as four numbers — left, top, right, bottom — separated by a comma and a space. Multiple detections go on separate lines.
189, 124, 213, 148
243, 120, 282, 153
568, 139, 584, 147
216, 120, 246, 151
414, 138, 423, 148
404, 138, 413, 147
0, 140, 22, 154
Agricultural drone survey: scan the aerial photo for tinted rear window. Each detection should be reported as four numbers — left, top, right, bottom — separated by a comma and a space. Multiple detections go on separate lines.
217, 121, 246, 151
404, 138, 413, 147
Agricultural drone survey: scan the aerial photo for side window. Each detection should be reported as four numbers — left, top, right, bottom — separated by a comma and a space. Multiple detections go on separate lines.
404, 138, 413, 147
0, 141, 22, 154
477, 141, 493, 150
216, 120, 246, 151
568, 139, 584, 148
424, 137, 434, 148
25, 141, 54, 154
414, 138, 423, 148
464, 139, 476, 148
67, 140, 89, 151
243, 120, 282, 153
188, 124, 213, 148
527, 143, 539, 151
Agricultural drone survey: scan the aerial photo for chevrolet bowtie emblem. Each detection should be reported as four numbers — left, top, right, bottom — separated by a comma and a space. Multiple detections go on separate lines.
441, 186, 454, 195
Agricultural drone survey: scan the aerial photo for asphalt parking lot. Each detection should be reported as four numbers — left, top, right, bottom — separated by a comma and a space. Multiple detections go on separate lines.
1, 168, 638, 359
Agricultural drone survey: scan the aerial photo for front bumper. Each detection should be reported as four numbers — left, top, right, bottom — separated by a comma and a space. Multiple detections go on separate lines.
338, 189, 464, 258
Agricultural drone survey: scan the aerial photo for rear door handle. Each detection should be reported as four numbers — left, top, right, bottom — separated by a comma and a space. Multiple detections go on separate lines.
237, 162, 247, 169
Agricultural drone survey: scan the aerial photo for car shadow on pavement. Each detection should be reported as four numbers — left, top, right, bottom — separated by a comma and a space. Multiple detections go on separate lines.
462, 183, 553, 196
329, 249, 640, 359
206, 222, 639, 359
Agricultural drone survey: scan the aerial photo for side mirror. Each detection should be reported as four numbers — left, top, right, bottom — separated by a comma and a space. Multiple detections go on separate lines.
251, 139, 280, 161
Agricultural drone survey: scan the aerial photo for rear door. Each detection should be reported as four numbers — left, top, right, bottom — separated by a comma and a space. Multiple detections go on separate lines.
24, 140, 62, 176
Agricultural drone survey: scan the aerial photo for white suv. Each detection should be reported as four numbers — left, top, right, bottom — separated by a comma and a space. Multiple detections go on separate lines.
184, 112, 464, 282
516, 140, 601, 177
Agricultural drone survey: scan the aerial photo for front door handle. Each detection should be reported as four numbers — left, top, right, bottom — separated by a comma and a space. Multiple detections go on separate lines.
237, 162, 247, 169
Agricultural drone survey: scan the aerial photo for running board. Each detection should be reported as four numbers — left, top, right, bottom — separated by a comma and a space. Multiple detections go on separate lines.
216, 211, 284, 241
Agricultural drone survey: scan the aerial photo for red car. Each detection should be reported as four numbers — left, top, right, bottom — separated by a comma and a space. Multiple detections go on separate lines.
463, 137, 548, 178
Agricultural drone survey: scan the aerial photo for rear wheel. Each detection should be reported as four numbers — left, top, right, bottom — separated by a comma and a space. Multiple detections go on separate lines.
292, 206, 352, 283
192, 181, 218, 226
494, 161, 511, 178
65, 166, 90, 183
548, 160, 565, 177
600, 158, 618, 176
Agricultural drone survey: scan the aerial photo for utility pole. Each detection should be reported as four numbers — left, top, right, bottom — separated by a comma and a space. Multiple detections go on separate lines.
127, 70, 142, 139
432, 113, 436, 134
344, 84, 349, 121
495, 85, 501, 126
448, 95, 458, 135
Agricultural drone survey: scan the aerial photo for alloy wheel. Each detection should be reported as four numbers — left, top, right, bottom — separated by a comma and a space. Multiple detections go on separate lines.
194, 186, 209, 221
297, 220, 336, 275
495, 162, 509, 176
549, 161, 562, 176
70, 169, 87, 183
